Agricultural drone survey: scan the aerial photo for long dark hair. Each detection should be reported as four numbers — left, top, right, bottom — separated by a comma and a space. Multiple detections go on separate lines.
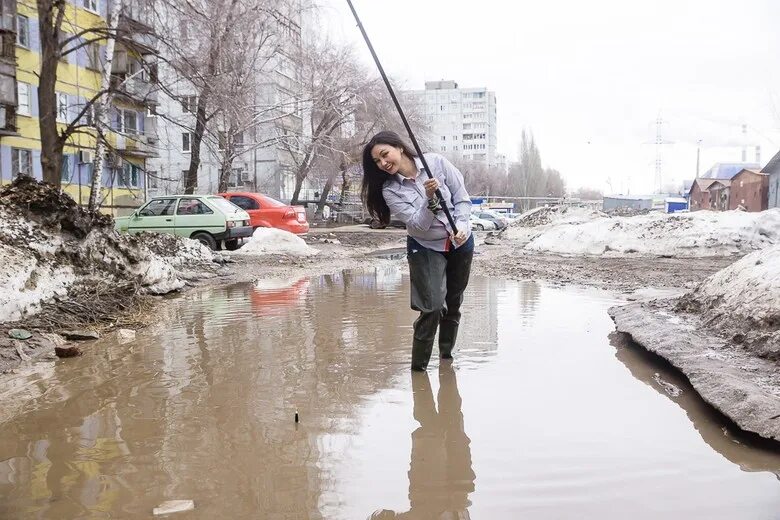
361, 131, 418, 225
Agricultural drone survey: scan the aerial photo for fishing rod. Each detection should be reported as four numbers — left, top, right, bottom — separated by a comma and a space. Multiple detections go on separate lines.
345, 0, 459, 233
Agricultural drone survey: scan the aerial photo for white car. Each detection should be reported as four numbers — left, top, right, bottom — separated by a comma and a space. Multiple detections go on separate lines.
469, 213, 496, 231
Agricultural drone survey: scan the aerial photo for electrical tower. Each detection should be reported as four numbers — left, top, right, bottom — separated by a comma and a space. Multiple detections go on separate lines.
653, 114, 674, 193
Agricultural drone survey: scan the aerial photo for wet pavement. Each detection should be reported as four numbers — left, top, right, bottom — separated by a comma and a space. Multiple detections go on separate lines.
1, 268, 779, 519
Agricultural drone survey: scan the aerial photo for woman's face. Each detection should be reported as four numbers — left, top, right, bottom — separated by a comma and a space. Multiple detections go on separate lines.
371, 144, 404, 175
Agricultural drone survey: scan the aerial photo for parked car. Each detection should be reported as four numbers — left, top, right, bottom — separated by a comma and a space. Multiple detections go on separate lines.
115, 195, 252, 250
218, 192, 309, 234
365, 214, 406, 229
473, 209, 510, 230
469, 213, 496, 231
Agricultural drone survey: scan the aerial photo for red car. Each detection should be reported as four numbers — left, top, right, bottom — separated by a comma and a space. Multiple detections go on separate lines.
218, 192, 309, 234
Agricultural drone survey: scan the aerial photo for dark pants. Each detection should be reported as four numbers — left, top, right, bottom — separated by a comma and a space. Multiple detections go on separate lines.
407, 235, 474, 371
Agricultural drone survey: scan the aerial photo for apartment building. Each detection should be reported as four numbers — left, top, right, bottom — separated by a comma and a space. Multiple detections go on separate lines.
406, 80, 498, 168
0, 0, 158, 216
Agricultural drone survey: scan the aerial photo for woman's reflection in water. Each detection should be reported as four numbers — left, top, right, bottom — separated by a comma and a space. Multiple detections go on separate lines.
370, 363, 475, 519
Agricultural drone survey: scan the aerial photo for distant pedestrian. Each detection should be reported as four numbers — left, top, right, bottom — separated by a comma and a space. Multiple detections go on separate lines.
361, 131, 473, 371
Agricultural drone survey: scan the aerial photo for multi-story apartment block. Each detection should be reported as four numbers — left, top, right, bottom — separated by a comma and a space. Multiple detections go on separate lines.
147, 5, 309, 202
407, 80, 498, 168
0, 0, 158, 216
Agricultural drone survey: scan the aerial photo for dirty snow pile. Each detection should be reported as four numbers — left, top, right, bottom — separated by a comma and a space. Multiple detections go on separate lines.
522, 208, 780, 257
510, 206, 606, 228
0, 177, 217, 324
234, 227, 318, 257
675, 244, 780, 361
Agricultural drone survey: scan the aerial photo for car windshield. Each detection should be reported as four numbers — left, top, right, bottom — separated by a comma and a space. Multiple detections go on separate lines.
208, 196, 243, 214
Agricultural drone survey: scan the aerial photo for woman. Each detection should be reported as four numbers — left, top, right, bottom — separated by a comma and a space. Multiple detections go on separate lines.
361, 131, 473, 371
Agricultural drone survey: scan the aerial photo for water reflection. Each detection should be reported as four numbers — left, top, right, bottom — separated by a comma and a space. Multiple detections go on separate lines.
611, 332, 780, 476
369, 364, 475, 520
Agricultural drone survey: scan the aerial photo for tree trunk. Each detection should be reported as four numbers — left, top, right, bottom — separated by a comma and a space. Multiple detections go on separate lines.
290, 171, 305, 205
315, 173, 335, 219
37, 0, 64, 187
337, 158, 350, 206
217, 146, 234, 193
88, 0, 123, 211
182, 0, 241, 194
184, 93, 209, 194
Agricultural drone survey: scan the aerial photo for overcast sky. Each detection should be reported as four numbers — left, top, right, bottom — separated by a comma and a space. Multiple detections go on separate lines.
321, 0, 780, 195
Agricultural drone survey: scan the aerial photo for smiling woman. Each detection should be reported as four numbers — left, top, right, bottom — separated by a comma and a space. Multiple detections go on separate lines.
361, 131, 474, 371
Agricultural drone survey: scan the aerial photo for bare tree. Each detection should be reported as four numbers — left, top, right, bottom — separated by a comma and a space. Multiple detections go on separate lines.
153, 0, 296, 194
278, 40, 373, 205
302, 86, 429, 220
450, 157, 507, 197
36, 0, 115, 187
87, 0, 124, 210
571, 187, 603, 200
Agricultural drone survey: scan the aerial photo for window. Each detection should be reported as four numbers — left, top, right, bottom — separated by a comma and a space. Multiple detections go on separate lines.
16, 15, 29, 47
454, 146, 458, 151
57, 33, 69, 62
180, 95, 197, 113
0, 104, 15, 130
441, 136, 446, 141
148, 171, 158, 189
147, 105, 157, 117
17, 82, 30, 116
84, 105, 95, 126
61, 155, 71, 182
453, 136, 458, 140
122, 109, 137, 134
441, 146, 446, 152
176, 198, 213, 215
87, 42, 101, 70
182, 132, 193, 152
120, 163, 141, 187
227, 168, 244, 187
56, 92, 68, 122
84, 0, 99, 12
218, 131, 226, 151
12, 148, 32, 177
140, 198, 176, 216
229, 195, 260, 210
182, 132, 192, 152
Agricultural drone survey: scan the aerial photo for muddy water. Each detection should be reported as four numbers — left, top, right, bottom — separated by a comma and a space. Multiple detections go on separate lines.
1, 269, 779, 519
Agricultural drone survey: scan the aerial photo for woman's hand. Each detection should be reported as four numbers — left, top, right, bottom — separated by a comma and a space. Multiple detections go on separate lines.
424, 178, 439, 199
451, 229, 467, 246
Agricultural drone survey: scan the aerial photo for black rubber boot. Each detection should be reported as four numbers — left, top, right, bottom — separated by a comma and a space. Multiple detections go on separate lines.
411, 337, 435, 371
438, 321, 459, 359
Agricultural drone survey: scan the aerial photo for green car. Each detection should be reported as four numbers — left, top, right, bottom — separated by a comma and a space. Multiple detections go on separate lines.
115, 195, 253, 250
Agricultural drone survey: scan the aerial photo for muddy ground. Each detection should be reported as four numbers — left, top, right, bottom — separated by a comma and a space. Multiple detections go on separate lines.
0, 225, 738, 376
208, 227, 736, 294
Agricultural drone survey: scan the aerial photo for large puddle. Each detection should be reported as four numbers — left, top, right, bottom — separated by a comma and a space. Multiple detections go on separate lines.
1, 269, 779, 518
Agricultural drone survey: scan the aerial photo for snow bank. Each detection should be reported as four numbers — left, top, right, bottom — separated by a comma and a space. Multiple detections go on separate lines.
524, 209, 780, 257
0, 177, 218, 324
510, 206, 606, 229
689, 244, 780, 324
235, 227, 318, 257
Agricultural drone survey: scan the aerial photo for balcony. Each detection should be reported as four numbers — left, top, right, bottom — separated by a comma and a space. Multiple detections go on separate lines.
111, 75, 158, 106
117, 4, 156, 55
114, 132, 159, 158
0, 103, 17, 136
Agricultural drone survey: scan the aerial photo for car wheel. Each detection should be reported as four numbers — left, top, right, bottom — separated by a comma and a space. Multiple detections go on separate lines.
225, 239, 240, 251
192, 232, 217, 250
475, 224, 484, 231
